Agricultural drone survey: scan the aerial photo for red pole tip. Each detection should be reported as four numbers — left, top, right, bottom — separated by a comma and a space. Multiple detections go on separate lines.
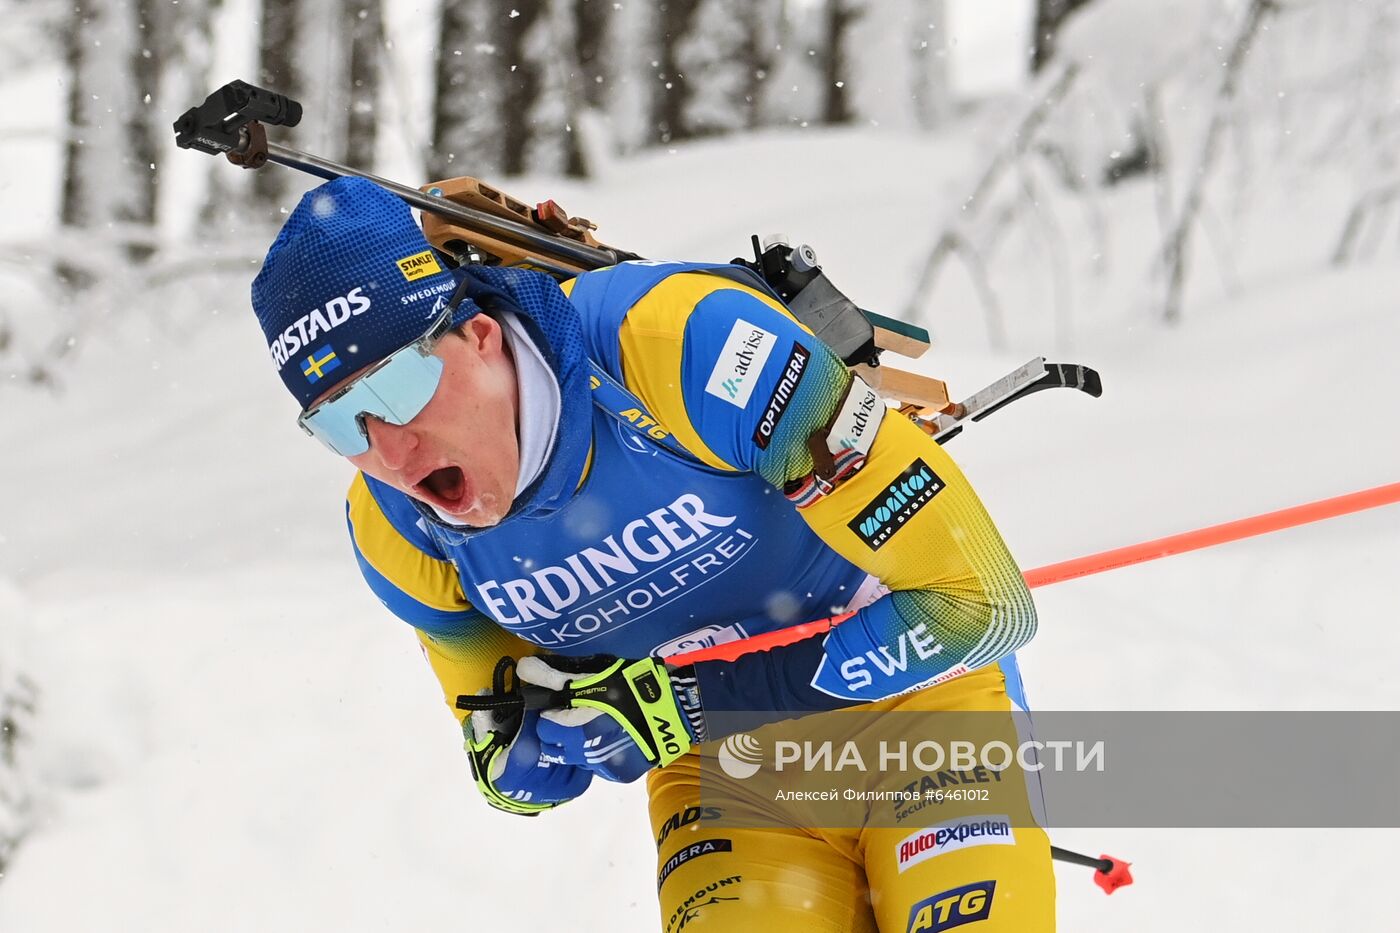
1093, 855, 1134, 895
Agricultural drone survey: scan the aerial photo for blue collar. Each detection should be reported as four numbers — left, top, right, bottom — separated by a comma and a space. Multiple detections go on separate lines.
410, 266, 594, 544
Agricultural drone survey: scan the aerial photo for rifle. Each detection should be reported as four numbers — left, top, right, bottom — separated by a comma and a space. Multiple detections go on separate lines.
173, 80, 1101, 438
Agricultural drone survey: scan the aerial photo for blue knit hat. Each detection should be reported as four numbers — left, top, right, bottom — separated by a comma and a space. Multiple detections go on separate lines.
251, 176, 474, 408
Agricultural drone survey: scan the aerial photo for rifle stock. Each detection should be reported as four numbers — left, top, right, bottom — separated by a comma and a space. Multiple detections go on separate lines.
418, 173, 955, 423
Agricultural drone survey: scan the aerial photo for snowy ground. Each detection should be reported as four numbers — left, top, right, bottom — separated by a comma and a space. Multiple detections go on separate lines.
2, 116, 1399, 930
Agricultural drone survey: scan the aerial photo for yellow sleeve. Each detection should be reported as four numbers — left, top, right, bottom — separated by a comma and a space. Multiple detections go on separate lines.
346, 472, 538, 723
414, 622, 539, 726
609, 269, 1034, 704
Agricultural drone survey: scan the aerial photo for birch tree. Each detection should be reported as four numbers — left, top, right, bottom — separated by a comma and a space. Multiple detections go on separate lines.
253, 0, 309, 212
1157, 0, 1276, 322
0, 583, 37, 886
677, 0, 768, 135
576, 0, 611, 111
603, 0, 659, 152
498, 2, 543, 174
653, 0, 700, 143
431, 0, 504, 178
523, 0, 586, 175
1032, 0, 1096, 73
60, 0, 164, 266
344, 0, 383, 169
819, 0, 863, 125
846, 0, 951, 130
760, 1, 824, 129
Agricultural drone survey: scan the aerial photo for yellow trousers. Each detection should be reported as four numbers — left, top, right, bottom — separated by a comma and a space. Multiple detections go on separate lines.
646, 664, 1055, 932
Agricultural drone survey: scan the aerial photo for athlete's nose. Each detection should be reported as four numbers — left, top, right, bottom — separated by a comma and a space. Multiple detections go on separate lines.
363, 417, 419, 471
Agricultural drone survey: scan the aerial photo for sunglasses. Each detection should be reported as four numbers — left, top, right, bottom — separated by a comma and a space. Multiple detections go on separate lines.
297, 310, 454, 457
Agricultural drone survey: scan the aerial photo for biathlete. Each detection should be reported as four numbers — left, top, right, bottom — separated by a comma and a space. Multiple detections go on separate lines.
250, 176, 1054, 931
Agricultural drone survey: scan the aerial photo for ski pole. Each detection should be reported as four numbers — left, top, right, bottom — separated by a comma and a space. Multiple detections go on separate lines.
1023, 479, 1400, 588
670, 480, 1400, 666
1051, 846, 1134, 894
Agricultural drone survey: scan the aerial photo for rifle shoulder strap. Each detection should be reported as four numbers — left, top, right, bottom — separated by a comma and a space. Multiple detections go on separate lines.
586, 360, 708, 466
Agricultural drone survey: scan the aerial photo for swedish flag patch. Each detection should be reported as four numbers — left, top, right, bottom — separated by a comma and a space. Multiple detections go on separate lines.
301, 345, 342, 383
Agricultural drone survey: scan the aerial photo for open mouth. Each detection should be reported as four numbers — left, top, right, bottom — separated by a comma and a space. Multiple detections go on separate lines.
414, 465, 468, 511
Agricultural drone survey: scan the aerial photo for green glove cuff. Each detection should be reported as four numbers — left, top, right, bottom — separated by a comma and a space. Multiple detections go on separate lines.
568, 658, 693, 768
463, 719, 556, 816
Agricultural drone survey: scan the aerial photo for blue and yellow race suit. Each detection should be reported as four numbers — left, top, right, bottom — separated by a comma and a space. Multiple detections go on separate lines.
345, 262, 1054, 931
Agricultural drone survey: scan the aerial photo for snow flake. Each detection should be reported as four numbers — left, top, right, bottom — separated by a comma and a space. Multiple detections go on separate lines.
765, 591, 801, 624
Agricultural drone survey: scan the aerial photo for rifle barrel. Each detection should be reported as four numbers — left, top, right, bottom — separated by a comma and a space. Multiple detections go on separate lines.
264, 141, 621, 271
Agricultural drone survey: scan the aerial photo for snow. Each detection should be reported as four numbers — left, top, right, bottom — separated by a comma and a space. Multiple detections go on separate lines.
1057, 0, 1219, 92
3, 24, 1400, 933
946, 0, 1032, 95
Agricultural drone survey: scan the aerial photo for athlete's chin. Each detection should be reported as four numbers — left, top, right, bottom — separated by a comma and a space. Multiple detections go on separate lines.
442, 490, 512, 526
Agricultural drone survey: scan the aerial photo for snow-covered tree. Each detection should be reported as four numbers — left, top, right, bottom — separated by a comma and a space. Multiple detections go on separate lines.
0, 581, 37, 884
901, 0, 1381, 338
759, 1, 825, 129
523, 0, 586, 175
677, 0, 767, 135
909, 0, 952, 130
819, 0, 862, 125
253, 0, 311, 214
1032, 0, 1096, 73
652, 0, 700, 143
430, 0, 504, 179
497, 2, 544, 174
250, 1, 381, 202
602, 0, 661, 152
344, 0, 383, 170
576, 0, 611, 110
0, 671, 36, 881
845, 0, 951, 130
1318, 1, 1400, 264
169, 0, 241, 228
60, 0, 164, 264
